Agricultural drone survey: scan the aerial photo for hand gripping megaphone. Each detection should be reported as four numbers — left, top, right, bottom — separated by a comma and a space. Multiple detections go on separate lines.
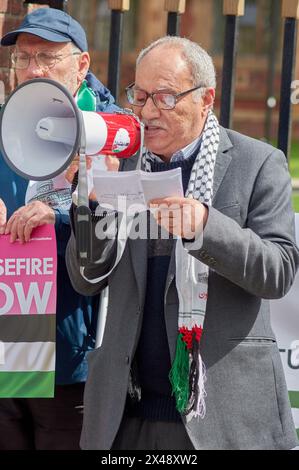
0, 78, 141, 180
0, 78, 143, 265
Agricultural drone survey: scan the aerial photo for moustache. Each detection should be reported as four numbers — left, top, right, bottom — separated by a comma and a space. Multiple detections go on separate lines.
142, 120, 166, 130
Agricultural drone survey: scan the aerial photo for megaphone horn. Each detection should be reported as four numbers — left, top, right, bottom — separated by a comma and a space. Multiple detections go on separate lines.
0, 78, 141, 181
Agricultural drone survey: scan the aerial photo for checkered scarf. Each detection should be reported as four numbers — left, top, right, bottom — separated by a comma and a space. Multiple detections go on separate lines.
142, 111, 220, 420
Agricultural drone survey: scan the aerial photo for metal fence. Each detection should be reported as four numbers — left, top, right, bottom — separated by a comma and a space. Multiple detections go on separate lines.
25, 0, 299, 160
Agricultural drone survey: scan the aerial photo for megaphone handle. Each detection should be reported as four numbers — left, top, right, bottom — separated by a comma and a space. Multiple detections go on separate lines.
76, 146, 92, 266
76, 204, 92, 266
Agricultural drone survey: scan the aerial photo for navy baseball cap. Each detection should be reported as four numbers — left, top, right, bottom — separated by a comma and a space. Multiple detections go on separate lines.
1, 7, 88, 52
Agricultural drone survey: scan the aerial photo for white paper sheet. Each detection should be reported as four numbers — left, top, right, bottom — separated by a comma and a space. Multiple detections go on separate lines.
93, 167, 183, 212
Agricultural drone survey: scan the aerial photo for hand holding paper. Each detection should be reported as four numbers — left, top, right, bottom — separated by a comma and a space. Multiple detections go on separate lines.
93, 168, 184, 213
150, 196, 208, 240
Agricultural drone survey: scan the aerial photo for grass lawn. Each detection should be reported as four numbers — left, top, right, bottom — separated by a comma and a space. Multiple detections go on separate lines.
269, 140, 298, 178
289, 142, 299, 213
293, 192, 299, 212
293, 191, 299, 214
289, 141, 299, 179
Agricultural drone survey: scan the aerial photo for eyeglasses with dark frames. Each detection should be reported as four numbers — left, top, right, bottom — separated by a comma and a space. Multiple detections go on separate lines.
125, 83, 204, 110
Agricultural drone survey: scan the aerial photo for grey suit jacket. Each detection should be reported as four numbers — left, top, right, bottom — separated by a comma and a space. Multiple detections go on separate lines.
66, 127, 299, 450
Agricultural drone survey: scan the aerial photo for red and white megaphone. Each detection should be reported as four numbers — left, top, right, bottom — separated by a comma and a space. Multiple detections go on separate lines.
0, 78, 141, 181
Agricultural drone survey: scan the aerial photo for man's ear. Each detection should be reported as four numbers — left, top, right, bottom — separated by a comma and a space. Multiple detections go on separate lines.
202, 88, 215, 113
77, 51, 90, 84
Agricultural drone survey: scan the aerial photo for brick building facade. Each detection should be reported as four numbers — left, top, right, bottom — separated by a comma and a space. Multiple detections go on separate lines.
0, 0, 49, 95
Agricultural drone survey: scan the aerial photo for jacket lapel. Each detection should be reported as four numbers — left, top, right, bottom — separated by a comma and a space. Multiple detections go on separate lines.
212, 127, 233, 202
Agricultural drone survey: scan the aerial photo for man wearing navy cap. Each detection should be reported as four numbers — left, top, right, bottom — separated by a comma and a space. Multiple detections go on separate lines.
1, 6, 89, 52
0, 7, 119, 450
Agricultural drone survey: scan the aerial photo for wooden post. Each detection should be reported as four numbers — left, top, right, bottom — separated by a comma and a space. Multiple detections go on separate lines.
220, 0, 245, 129
281, 0, 299, 18
223, 0, 245, 16
278, 0, 299, 159
164, 0, 186, 13
107, 0, 130, 102
164, 0, 186, 36
108, 0, 130, 12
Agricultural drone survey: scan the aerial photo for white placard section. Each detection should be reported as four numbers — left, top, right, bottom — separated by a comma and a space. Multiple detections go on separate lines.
270, 214, 299, 443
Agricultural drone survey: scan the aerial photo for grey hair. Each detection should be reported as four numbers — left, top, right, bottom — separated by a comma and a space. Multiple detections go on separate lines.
71, 43, 82, 54
136, 36, 216, 101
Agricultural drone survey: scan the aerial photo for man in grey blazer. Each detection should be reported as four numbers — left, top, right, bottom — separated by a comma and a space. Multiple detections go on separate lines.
66, 36, 299, 450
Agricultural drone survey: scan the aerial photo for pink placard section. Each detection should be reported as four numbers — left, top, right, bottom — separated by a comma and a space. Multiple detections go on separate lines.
0, 225, 57, 315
